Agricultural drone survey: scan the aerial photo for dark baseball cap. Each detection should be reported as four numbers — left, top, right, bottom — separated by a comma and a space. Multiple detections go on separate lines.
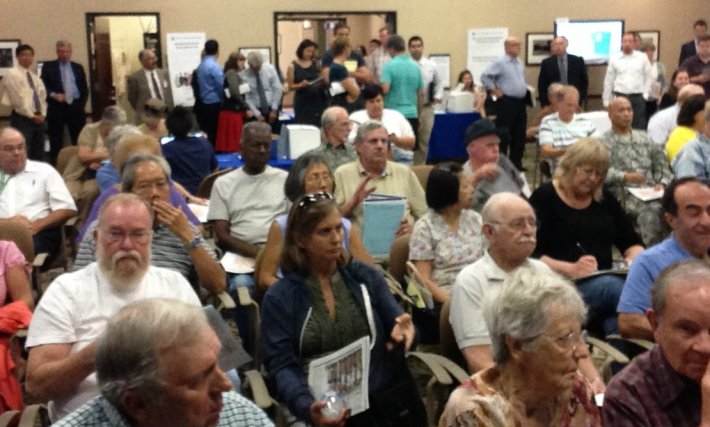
464, 118, 498, 147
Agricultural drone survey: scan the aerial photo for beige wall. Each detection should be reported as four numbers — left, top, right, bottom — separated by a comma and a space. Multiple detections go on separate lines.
2, 0, 705, 113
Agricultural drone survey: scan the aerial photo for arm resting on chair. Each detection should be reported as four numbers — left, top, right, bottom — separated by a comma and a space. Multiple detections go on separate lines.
25, 342, 96, 402
31, 210, 76, 235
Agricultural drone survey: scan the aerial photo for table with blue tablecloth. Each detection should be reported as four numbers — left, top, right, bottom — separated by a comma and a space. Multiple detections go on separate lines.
216, 140, 293, 170
427, 111, 481, 163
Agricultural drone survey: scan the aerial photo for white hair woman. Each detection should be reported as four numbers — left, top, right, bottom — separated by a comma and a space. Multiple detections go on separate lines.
439, 268, 601, 427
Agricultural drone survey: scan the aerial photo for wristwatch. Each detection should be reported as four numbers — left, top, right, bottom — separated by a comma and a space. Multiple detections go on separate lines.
184, 235, 201, 250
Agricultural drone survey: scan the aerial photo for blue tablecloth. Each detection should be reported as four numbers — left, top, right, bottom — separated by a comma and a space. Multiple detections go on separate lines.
427, 111, 481, 163
216, 140, 294, 170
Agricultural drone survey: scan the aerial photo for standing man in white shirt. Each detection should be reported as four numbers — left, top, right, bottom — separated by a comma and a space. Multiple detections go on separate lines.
408, 36, 443, 165
603, 32, 653, 129
127, 49, 174, 125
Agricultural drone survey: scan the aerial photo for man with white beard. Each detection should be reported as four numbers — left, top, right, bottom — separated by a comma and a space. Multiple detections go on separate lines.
24, 193, 200, 423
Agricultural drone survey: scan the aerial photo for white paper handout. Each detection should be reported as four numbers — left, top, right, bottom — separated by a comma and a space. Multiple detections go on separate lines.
308, 336, 370, 417
220, 251, 256, 274
627, 186, 663, 202
188, 203, 208, 223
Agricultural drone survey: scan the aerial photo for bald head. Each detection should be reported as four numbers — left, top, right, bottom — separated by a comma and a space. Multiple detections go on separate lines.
504, 37, 522, 57
481, 192, 532, 224
608, 97, 634, 132
678, 84, 706, 105
321, 106, 350, 146
0, 127, 27, 175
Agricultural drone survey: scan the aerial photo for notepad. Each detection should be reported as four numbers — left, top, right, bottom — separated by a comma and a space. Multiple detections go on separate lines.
363, 194, 406, 256
627, 186, 663, 202
220, 251, 256, 274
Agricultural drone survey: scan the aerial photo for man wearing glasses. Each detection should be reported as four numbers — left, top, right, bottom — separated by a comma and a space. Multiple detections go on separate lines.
25, 193, 201, 423
0, 127, 76, 256
450, 192, 605, 393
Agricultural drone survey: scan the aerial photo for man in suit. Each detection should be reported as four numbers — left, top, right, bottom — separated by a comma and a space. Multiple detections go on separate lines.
679, 19, 707, 66
538, 36, 588, 107
127, 49, 173, 125
40, 40, 89, 166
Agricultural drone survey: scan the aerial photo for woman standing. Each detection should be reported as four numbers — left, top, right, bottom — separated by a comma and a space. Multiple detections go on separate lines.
328, 36, 362, 113
215, 51, 248, 153
287, 39, 326, 127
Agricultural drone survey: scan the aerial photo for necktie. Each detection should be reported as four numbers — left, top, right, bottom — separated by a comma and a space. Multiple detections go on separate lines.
62, 64, 74, 104
151, 71, 163, 101
256, 71, 269, 115
558, 56, 568, 84
26, 72, 41, 113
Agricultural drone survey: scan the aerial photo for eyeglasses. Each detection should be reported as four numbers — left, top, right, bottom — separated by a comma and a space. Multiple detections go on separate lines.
102, 229, 152, 244
298, 191, 334, 207
304, 172, 332, 184
489, 218, 539, 231
544, 330, 588, 352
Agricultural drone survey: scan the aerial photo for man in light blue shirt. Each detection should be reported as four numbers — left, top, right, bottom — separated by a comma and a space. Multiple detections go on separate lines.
481, 36, 529, 171
240, 52, 283, 134
195, 39, 223, 145
673, 106, 710, 179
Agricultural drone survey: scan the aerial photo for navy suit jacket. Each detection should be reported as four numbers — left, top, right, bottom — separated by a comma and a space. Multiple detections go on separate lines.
679, 41, 697, 67
537, 53, 588, 106
40, 60, 89, 107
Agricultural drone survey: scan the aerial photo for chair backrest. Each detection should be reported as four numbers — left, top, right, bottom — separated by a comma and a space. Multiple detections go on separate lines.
410, 165, 433, 191
388, 234, 410, 285
56, 146, 80, 176
439, 298, 467, 370
196, 168, 233, 199
0, 222, 34, 264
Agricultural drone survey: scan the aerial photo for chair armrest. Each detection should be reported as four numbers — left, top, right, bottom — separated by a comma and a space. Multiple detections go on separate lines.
33, 253, 49, 269
0, 410, 19, 427
407, 351, 452, 385
215, 291, 236, 310
242, 370, 275, 409
236, 287, 254, 306
65, 217, 78, 228
606, 334, 654, 351
425, 353, 469, 383
586, 336, 630, 364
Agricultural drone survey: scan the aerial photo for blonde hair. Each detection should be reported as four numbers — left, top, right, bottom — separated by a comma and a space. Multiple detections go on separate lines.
553, 138, 609, 201
113, 135, 162, 172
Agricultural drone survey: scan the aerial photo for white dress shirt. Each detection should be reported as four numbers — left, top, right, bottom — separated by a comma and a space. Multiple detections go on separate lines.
415, 57, 443, 104
647, 104, 680, 146
0, 160, 76, 221
602, 50, 652, 106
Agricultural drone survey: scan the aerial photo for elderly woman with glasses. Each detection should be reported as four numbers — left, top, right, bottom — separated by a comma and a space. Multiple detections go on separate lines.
530, 138, 644, 337
261, 193, 425, 427
257, 152, 372, 288
439, 268, 601, 427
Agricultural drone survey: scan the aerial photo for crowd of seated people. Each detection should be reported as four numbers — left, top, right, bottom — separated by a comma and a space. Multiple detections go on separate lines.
6, 18, 710, 426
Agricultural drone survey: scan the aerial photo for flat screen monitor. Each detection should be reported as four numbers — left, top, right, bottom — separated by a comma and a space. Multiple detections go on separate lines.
554, 19, 624, 65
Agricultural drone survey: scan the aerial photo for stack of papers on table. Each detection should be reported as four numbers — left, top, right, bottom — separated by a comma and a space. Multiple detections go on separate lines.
363, 194, 406, 256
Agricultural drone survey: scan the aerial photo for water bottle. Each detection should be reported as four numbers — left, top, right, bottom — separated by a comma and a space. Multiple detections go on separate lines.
320, 390, 344, 421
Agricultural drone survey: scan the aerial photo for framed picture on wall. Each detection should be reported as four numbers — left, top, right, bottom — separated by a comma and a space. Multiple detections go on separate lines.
0, 39, 20, 78
239, 47, 272, 64
636, 30, 660, 61
526, 33, 554, 66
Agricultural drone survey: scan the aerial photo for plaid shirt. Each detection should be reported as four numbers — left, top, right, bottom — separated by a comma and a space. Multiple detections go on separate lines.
603, 345, 701, 427
53, 392, 274, 427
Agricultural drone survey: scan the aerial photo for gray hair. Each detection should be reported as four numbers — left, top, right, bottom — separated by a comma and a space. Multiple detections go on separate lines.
652, 259, 710, 318
481, 192, 527, 224
483, 268, 587, 364
96, 299, 209, 408
320, 106, 347, 140
55, 40, 72, 48
284, 152, 331, 202
241, 121, 271, 148
354, 120, 386, 144
101, 106, 127, 126
246, 51, 263, 68
106, 125, 142, 155
97, 193, 154, 228
547, 83, 565, 102
120, 153, 172, 192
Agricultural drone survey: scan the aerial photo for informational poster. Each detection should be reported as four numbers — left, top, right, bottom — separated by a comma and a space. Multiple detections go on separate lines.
467, 27, 508, 85
166, 32, 206, 106
429, 54, 451, 90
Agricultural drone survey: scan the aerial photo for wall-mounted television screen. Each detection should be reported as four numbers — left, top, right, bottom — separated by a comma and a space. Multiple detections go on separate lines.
554, 19, 624, 65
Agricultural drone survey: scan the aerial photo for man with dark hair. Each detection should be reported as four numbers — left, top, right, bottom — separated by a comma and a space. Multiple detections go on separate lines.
538, 36, 588, 106
320, 23, 370, 84
367, 26, 391, 83
681, 34, 710, 97
127, 49, 173, 125
618, 177, 710, 340
40, 40, 89, 165
349, 84, 415, 164
408, 35, 443, 165
605, 259, 710, 426
463, 118, 530, 211
603, 32, 653, 129
195, 39, 223, 144
679, 19, 708, 65
481, 37, 529, 171
54, 299, 273, 427
0, 44, 47, 161
381, 35, 423, 152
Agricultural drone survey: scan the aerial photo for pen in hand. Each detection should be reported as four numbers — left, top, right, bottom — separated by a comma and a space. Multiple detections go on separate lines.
575, 242, 586, 255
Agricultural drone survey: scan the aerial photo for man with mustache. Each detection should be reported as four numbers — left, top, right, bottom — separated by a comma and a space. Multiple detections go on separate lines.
53, 299, 273, 427
449, 192, 605, 392
24, 193, 201, 422
72, 153, 225, 294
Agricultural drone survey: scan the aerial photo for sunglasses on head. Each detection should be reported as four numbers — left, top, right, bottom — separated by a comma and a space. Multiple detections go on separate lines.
298, 191, 334, 207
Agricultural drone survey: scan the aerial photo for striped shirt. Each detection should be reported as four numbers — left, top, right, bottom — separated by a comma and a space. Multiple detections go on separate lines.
73, 221, 217, 284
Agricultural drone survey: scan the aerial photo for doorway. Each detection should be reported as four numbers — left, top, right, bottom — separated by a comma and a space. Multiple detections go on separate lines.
85, 13, 160, 121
